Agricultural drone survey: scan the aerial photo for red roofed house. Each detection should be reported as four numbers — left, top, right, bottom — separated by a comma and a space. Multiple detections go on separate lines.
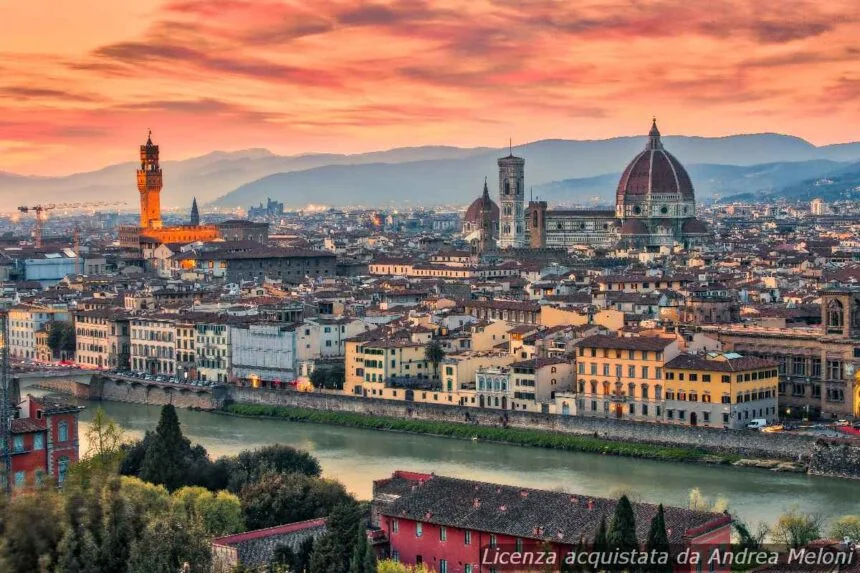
7, 394, 82, 489
372, 470, 733, 573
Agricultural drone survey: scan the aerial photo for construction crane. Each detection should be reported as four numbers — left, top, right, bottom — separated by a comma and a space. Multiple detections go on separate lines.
18, 201, 125, 248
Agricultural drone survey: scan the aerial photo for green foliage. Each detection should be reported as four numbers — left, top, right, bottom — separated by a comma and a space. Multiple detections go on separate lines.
56, 491, 100, 573
274, 536, 315, 573
376, 561, 433, 573
771, 507, 822, 548
424, 340, 445, 378
128, 513, 212, 573
240, 472, 352, 530
213, 443, 323, 493
1, 489, 64, 572
311, 365, 346, 390
139, 405, 211, 491
688, 488, 728, 513
171, 487, 245, 537
829, 515, 860, 542
645, 504, 672, 573
732, 520, 769, 551
308, 503, 364, 573
47, 321, 76, 355
224, 404, 735, 464
99, 480, 135, 573
607, 495, 637, 571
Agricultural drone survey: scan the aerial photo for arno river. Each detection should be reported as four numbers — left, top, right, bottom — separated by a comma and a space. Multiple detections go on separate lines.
77, 399, 860, 527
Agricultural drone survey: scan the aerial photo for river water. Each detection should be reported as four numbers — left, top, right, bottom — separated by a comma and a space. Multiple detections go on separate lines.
76, 399, 859, 528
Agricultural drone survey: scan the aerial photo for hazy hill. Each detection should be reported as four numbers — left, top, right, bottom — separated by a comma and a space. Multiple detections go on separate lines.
2, 133, 858, 210
721, 162, 860, 203
533, 160, 848, 205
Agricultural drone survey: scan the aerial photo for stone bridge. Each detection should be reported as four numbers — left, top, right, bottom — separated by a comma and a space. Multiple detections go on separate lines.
15, 370, 225, 410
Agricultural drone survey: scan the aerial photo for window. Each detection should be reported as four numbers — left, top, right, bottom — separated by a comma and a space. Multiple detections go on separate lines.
392, 550, 400, 562
416, 522, 423, 537
628, 365, 635, 378
490, 534, 497, 548
642, 366, 649, 379
440, 560, 448, 573
33, 433, 44, 450
690, 374, 698, 382
392, 519, 399, 533
440, 526, 447, 541
58, 456, 70, 484
465, 530, 472, 545
58, 421, 69, 442
465, 565, 473, 573
14, 471, 25, 489
13, 435, 24, 453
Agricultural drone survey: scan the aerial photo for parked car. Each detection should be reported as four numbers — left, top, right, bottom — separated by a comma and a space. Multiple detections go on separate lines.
747, 419, 768, 430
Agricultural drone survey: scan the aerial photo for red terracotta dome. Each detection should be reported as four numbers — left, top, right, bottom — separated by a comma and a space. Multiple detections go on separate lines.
464, 179, 499, 224
616, 119, 695, 201
682, 218, 709, 235
619, 219, 649, 235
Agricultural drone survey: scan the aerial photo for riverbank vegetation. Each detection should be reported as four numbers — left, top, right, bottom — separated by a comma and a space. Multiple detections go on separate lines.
223, 403, 740, 464
0, 405, 371, 573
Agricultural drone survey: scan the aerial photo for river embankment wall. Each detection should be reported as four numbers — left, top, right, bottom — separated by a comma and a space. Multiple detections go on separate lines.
228, 387, 814, 462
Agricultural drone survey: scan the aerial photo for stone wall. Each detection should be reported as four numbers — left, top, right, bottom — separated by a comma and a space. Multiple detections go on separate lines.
228, 388, 816, 461
98, 378, 219, 409
236, 523, 326, 567
23, 376, 99, 400
808, 439, 860, 479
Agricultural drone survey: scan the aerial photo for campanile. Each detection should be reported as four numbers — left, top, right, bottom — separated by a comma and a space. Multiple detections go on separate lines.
137, 130, 163, 229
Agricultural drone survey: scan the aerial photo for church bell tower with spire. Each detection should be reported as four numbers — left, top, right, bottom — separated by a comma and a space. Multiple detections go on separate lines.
137, 130, 163, 229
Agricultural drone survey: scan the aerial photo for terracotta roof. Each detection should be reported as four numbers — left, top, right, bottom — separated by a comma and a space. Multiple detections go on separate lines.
375, 473, 729, 546
575, 334, 675, 351
616, 120, 694, 201
665, 354, 777, 372
212, 518, 326, 548
11, 418, 46, 433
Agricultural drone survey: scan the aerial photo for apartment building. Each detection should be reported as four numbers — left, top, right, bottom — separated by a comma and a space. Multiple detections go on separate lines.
574, 334, 681, 421
74, 310, 130, 370
196, 319, 232, 382
130, 315, 176, 375
663, 353, 779, 429
8, 304, 71, 360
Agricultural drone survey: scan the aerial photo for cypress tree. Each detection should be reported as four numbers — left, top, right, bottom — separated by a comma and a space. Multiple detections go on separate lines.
645, 505, 672, 573
349, 523, 367, 573
98, 480, 135, 573
362, 529, 376, 573
56, 492, 100, 573
140, 405, 194, 491
607, 496, 638, 572
591, 517, 608, 573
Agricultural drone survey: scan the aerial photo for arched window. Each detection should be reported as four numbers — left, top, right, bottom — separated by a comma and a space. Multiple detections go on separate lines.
628, 383, 636, 398
551, 367, 557, 374
641, 384, 649, 399
602, 381, 610, 395
590, 381, 597, 394
654, 385, 663, 400
504, 180, 510, 195
58, 421, 68, 442
828, 299, 844, 328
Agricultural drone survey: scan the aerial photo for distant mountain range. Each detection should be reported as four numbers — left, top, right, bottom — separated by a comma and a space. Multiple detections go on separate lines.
1, 134, 859, 211
720, 162, 860, 204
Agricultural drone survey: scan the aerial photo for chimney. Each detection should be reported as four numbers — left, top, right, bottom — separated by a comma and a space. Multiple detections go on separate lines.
587, 499, 595, 511
473, 498, 481, 509
520, 490, 529, 497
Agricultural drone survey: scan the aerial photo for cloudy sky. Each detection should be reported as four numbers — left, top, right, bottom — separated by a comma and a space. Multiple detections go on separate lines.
1, 0, 857, 175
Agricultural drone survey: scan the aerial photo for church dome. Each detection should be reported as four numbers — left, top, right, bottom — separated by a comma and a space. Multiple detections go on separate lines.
616, 119, 695, 203
682, 218, 709, 235
464, 179, 499, 225
619, 219, 649, 235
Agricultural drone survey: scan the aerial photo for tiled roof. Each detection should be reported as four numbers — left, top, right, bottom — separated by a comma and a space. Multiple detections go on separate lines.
665, 354, 777, 372
375, 473, 728, 545
575, 334, 675, 351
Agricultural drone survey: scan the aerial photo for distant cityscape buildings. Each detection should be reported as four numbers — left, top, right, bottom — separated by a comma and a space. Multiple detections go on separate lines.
248, 198, 285, 219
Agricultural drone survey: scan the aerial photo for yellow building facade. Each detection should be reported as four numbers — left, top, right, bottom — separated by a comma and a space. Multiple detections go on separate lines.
663, 353, 778, 429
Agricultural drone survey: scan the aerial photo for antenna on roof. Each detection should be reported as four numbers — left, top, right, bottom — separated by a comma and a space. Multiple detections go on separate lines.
509, 137, 512, 156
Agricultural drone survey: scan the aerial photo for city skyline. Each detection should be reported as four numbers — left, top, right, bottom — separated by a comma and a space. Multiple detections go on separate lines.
1, 0, 858, 175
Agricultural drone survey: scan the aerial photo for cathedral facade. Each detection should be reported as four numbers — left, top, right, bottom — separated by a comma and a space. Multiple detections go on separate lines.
463, 120, 710, 252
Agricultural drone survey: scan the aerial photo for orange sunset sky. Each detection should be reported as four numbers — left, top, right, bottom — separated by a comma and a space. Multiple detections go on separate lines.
1, 0, 858, 175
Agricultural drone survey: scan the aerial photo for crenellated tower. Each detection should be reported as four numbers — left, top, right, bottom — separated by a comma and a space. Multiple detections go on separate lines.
137, 130, 163, 229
